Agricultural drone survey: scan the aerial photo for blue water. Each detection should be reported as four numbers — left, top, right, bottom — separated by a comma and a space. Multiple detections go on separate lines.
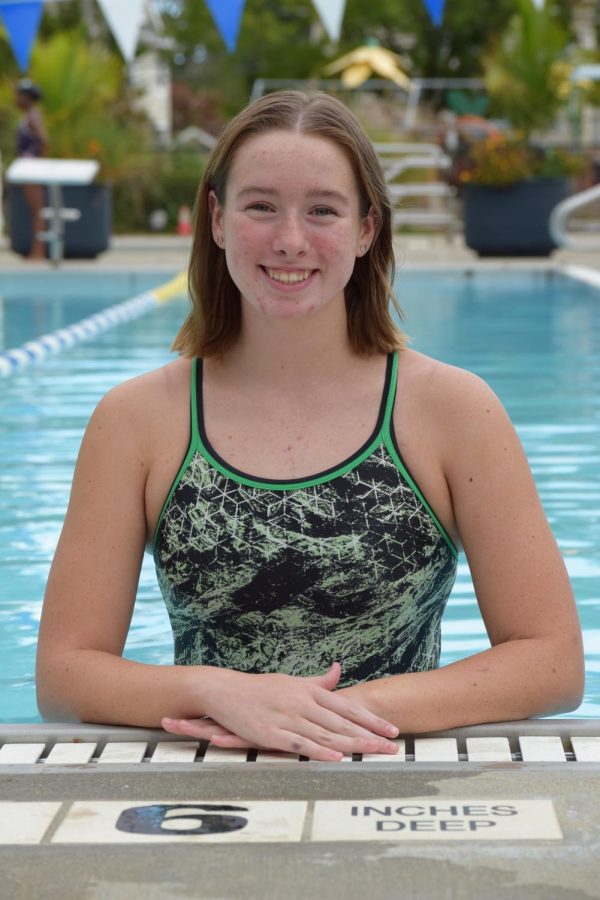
0, 268, 598, 722
0, 271, 171, 350
398, 269, 600, 718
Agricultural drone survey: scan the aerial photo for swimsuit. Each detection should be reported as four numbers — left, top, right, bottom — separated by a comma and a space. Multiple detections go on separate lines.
153, 352, 458, 687
17, 117, 44, 157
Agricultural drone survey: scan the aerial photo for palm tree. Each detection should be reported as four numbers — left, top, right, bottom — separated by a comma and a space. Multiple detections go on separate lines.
483, 0, 569, 136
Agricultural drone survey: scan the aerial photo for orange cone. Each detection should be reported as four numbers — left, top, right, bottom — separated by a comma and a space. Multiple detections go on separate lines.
177, 205, 193, 236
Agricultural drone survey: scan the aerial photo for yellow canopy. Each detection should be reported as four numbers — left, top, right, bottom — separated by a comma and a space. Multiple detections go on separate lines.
323, 45, 412, 90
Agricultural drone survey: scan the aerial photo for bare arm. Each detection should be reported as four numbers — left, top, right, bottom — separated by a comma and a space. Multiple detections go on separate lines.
337, 368, 584, 731
36, 373, 400, 759
36, 377, 196, 725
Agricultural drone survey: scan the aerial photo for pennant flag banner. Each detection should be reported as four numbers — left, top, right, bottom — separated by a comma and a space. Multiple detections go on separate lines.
311, 0, 346, 43
95, 0, 146, 61
423, 0, 445, 26
0, 0, 453, 67
0, 0, 44, 70
205, 0, 246, 53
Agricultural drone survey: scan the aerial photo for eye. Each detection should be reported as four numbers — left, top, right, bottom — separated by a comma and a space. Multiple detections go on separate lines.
310, 206, 336, 217
247, 202, 273, 212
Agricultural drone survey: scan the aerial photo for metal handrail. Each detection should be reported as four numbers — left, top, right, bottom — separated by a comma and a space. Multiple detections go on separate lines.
381, 154, 451, 182
549, 182, 600, 250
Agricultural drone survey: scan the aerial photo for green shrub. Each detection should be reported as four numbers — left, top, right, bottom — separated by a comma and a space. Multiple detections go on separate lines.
111, 151, 207, 233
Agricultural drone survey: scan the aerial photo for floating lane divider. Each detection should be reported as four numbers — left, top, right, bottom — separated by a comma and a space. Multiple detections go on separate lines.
0, 272, 188, 378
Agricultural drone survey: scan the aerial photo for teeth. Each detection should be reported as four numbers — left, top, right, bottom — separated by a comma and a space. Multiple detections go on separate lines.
266, 268, 312, 284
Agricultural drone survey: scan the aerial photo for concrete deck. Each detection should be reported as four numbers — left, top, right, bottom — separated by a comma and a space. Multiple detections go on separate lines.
1, 721, 600, 900
1, 232, 600, 273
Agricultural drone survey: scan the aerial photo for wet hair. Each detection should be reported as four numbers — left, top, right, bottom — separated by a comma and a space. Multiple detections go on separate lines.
17, 79, 42, 102
173, 90, 405, 358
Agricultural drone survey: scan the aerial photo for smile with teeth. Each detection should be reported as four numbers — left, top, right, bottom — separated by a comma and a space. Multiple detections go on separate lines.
264, 267, 314, 284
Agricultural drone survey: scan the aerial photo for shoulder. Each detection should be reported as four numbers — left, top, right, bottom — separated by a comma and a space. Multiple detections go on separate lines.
398, 347, 493, 395
396, 348, 521, 484
97, 356, 191, 410
397, 348, 507, 429
85, 357, 192, 455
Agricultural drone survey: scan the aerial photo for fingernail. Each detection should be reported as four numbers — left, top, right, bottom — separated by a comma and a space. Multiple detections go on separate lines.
386, 724, 399, 737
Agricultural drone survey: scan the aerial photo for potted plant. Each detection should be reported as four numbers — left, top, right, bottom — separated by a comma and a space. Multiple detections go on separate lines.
459, 137, 583, 256
457, 0, 585, 257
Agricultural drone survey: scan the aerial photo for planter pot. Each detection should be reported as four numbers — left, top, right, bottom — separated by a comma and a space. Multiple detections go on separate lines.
463, 178, 568, 257
8, 183, 112, 259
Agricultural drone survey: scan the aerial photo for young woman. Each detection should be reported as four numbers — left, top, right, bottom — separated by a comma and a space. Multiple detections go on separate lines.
36, 91, 584, 761
15, 79, 48, 261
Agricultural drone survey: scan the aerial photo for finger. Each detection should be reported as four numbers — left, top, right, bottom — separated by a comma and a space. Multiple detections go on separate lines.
208, 724, 349, 761
316, 693, 399, 739
161, 716, 192, 734
211, 725, 395, 760
209, 733, 265, 751
304, 661, 341, 690
161, 717, 234, 740
275, 729, 344, 763
301, 708, 400, 754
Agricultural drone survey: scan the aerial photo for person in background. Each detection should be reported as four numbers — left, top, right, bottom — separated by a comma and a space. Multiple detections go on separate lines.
36, 91, 583, 761
15, 79, 48, 260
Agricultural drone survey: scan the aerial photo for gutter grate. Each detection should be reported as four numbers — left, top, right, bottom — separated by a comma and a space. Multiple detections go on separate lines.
0, 722, 598, 770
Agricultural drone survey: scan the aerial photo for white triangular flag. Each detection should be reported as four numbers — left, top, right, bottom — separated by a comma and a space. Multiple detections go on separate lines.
96, 0, 145, 61
311, 0, 346, 42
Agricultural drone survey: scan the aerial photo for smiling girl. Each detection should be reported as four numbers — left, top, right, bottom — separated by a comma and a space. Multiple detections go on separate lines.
36, 91, 583, 760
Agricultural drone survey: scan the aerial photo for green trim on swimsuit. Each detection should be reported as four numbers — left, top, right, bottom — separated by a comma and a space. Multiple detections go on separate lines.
384, 429, 458, 560
153, 351, 457, 560
152, 361, 199, 549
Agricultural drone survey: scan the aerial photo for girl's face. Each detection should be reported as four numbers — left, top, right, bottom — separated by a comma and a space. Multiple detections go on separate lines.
209, 129, 375, 324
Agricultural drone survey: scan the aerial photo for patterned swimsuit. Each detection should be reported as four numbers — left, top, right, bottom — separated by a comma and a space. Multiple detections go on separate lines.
153, 352, 457, 687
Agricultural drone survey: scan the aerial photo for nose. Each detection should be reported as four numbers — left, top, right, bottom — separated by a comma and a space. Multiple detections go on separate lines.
272, 212, 309, 257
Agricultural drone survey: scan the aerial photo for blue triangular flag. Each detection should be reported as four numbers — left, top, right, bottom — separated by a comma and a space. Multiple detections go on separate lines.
423, 0, 445, 27
205, 0, 246, 53
0, 1, 44, 70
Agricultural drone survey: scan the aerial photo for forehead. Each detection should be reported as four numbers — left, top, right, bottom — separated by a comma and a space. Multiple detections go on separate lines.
227, 129, 358, 193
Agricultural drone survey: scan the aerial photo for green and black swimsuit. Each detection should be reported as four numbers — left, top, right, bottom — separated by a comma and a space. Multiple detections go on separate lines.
153, 352, 458, 688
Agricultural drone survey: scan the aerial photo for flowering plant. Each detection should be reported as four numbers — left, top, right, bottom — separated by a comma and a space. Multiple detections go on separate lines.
458, 136, 584, 188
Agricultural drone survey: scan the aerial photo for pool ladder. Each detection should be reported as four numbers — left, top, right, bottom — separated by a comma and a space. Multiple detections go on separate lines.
550, 182, 600, 251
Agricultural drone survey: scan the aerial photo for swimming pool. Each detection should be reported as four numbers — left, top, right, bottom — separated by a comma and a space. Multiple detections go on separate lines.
0, 267, 598, 722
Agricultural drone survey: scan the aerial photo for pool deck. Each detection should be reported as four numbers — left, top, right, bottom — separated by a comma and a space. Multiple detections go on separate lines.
2, 720, 600, 900
1, 232, 600, 273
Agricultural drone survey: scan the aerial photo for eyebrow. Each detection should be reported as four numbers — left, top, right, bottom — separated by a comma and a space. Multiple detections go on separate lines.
236, 186, 351, 206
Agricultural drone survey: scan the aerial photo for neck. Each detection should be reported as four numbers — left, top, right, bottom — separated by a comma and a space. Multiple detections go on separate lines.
221, 298, 358, 389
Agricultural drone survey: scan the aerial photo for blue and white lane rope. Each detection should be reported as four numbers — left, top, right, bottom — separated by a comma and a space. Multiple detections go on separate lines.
0, 272, 187, 377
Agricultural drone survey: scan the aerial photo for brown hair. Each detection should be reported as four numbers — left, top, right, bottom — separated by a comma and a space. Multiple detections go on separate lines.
173, 90, 405, 357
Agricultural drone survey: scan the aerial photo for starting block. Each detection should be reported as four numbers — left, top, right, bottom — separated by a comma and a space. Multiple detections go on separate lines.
5, 158, 99, 266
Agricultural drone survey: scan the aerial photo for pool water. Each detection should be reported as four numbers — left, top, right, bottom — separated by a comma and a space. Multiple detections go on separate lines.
0, 271, 170, 351
0, 269, 598, 722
